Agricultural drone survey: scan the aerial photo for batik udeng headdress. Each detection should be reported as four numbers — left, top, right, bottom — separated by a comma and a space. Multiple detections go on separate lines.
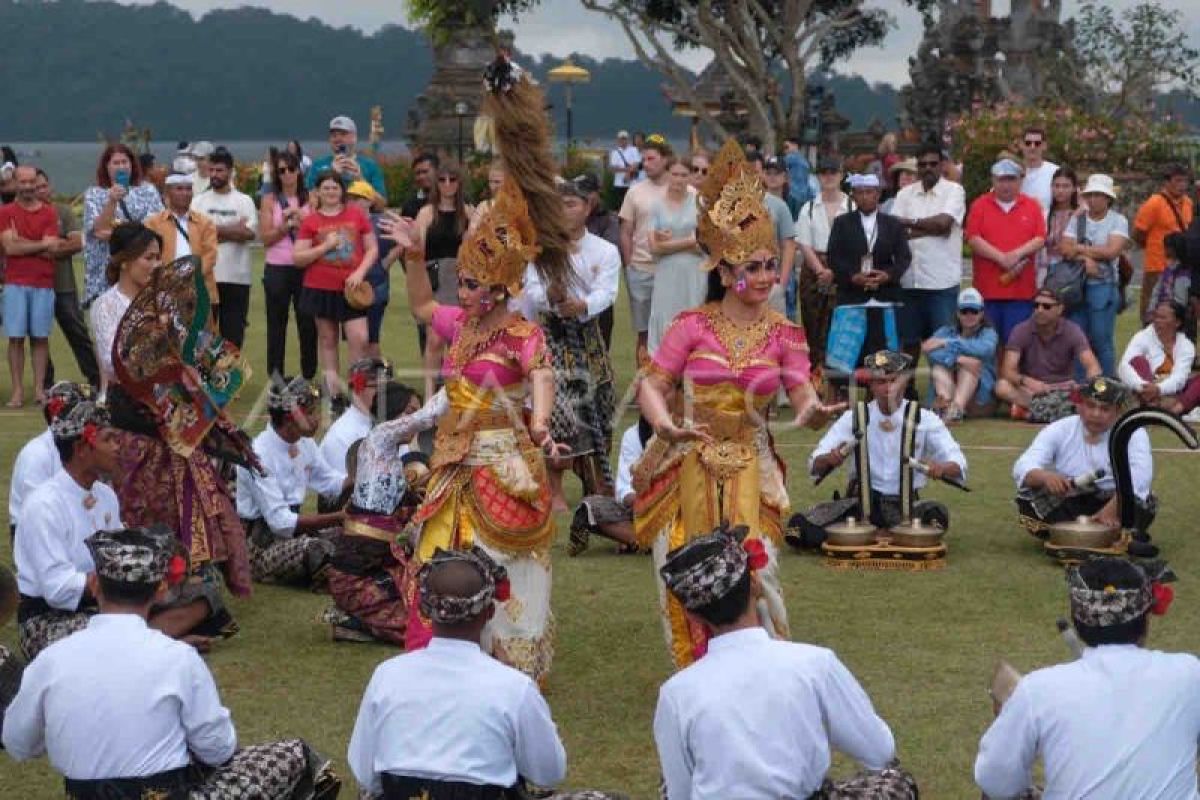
418, 546, 510, 625
457, 178, 540, 296
696, 139, 778, 271
659, 523, 767, 611
267, 376, 320, 413
1067, 557, 1175, 627
51, 400, 110, 443
45, 381, 92, 422
88, 525, 185, 586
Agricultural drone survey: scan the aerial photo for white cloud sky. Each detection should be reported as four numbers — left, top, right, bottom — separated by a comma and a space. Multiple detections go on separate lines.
107, 0, 1200, 88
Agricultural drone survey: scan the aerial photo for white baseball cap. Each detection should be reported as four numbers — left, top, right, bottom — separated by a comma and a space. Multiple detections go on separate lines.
189, 141, 215, 158
957, 287, 984, 310
329, 115, 357, 134
991, 158, 1022, 178
617, 130, 630, 139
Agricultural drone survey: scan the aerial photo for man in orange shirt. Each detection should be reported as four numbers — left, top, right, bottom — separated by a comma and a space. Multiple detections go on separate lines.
1133, 164, 1193, 320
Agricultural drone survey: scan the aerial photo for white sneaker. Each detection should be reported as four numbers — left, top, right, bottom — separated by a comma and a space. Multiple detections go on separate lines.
1183, 407, 1200, 423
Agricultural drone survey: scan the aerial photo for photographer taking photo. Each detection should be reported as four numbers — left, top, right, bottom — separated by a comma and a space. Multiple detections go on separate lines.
306, 115, 386, 199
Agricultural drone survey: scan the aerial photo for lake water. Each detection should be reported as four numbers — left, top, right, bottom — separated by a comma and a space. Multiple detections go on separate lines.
5, 141, 416, 196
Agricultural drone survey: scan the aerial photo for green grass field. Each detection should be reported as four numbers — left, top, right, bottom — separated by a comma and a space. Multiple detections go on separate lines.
1, 256, 1198, 798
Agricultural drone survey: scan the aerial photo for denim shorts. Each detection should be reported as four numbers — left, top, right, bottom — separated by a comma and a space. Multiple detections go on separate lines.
3, 284, 55, 339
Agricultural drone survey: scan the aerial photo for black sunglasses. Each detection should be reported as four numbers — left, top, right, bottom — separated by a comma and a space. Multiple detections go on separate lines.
438, 176, 459, 183
276, 165, 297, 174
1033, 301, 1059, 310
692, 166, 708, 175
1024, 139, 1044, 147
958, 307, 982, 315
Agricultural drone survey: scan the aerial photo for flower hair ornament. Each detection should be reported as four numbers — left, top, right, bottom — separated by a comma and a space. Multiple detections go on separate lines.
660, 522, 759, 611
347, 357, 392, 396
418, 546, 510, 625
696, 139, 778, 272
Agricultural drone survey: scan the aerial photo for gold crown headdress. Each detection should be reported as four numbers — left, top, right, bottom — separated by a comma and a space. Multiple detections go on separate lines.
696, 139, 778, 271
457, 177, 540, 296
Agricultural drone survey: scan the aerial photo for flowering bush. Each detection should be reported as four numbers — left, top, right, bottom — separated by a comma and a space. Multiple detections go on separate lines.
949, 103, 1191, 201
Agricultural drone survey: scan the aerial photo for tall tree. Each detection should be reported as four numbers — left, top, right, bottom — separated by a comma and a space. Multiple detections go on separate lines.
1074, 0, 1200, 119
578, 0, 932, 151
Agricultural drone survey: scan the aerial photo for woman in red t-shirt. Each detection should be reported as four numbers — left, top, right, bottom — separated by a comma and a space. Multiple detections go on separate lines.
294, 171, 378, 397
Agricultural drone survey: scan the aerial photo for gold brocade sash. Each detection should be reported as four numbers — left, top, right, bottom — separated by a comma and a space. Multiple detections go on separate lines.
343, 517, 399, 543
432, 378, 529, 471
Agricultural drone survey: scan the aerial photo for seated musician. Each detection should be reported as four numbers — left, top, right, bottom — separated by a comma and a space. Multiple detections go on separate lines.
654, 523, 916, 799
975, 557, 1197, 799
235, 377, 349, 585
4, 526, 339, 799
1013, 376, 1158, 557
347, 547, 567, 798
791, 349, 967, 548
568, 416, 651, 556
14, 400, 216, 660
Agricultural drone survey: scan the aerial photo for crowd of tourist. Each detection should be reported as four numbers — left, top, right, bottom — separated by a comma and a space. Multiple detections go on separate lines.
3, 93, 1200, 800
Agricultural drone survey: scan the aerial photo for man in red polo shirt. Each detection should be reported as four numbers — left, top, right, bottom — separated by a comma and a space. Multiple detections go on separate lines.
965, 158, 1047, 346
0, 165, 61, 407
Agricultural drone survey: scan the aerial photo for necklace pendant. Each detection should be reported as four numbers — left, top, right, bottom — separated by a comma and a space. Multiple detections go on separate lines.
288, 444, 300, 459
879, 419, 896, 433
83, 494, 97, 510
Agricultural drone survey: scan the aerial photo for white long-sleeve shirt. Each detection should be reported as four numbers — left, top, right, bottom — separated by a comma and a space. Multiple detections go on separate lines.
9, 428, 61, 528
3, 614, 237, 778
975, 645, 1200, 799
654, 628, 895, 800
516, 233, 620, 322
809, 401, 968, 494
613, 424, 644, 504
319, 404, 373, 481
1012, 415, 1152, 500
1118, 325, 1196, 396
15, 469, 122, 611
235, 425, 346, 536
347, 637, 566, 794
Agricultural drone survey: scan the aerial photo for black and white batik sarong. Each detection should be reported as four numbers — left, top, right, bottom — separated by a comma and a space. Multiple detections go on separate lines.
542, 312, 615, 493
18, 609, 92, 661
815, 760, 919, 798
64, 738, 340, 800
246, 520, 335, 584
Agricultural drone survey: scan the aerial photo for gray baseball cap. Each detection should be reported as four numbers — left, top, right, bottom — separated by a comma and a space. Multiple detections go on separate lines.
329, 115, 357, 134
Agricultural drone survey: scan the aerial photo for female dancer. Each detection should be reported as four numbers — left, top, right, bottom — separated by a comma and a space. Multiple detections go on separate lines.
378, 54, 573, 682
380, 179, 563, 681
99, 226, 256, 632
635, 139, 842, 670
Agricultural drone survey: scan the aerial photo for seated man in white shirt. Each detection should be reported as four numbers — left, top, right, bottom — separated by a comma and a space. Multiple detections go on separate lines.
975, 557, 1199, 800
791, 350, 967, 548
568, 416, 650, 556
235, 377, 349, 585
3, 526, 340, 799
654, 524, 915, 800
518, 178, 621, 511
317, 357, 407, 511
348, 546, 567, 798
1013, 376, 1158, 557
8, 381, 88, 544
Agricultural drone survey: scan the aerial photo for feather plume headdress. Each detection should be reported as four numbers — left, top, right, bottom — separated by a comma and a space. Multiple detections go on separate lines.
696, 139, 778, 270
457, 177, 539, 296
480, 54, 575, 291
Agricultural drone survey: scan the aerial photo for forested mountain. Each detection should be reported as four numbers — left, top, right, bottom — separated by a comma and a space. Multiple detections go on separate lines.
0, 0, 907, 141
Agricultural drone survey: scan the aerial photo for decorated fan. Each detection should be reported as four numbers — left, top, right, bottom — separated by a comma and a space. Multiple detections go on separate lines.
112, 256, 253, 462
